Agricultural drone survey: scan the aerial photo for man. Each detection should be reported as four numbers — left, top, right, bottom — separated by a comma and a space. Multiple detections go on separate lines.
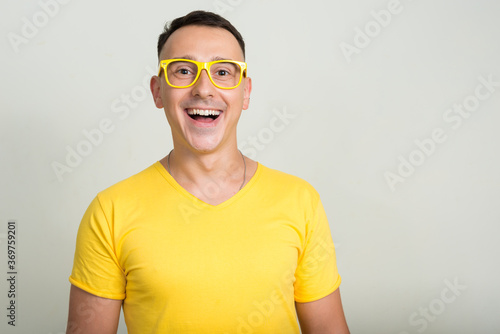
67, 10, 349, 334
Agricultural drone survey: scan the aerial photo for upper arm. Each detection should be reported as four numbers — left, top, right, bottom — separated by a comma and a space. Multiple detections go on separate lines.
66, 284, 122, 334
295, 288, 350, 334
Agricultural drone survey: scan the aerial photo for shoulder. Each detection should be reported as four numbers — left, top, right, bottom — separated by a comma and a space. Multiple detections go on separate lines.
257, 163, 321, 203
258, 164, 317, 190
96, 162, 164, 203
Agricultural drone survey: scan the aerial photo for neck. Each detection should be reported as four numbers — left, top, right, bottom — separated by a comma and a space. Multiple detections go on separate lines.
163, 146, 247, 198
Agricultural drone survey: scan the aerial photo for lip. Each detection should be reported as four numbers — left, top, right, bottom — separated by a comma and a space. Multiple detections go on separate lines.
184, 108, 224, 128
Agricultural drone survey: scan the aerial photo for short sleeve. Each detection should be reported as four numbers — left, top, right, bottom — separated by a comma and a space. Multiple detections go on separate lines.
294, 199, 341, 302
69, 195, 126, 300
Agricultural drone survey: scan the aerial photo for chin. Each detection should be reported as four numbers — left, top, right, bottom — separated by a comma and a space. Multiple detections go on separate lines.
188, 138, 223, 153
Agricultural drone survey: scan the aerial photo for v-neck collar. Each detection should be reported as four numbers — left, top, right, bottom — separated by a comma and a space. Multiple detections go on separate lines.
153, 160, 262, 210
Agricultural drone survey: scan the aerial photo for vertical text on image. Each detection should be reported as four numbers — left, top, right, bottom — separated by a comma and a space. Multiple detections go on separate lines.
6, 221, 18, 326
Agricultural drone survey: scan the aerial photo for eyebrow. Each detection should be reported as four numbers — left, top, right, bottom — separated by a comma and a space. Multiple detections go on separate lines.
173, 55, 233, 61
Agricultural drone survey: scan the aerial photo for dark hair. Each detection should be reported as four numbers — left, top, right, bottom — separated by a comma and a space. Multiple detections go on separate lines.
157, 10, 245, 60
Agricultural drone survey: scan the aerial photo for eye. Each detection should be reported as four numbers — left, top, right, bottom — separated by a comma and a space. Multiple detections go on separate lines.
168, 61, 197, 77
216, 69, 230, 76
211, 62, 239, 79
177, 68, 192, 75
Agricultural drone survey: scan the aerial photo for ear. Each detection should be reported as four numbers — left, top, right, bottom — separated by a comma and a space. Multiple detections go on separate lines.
150, 76, 163, 109
242, 77, 252, 110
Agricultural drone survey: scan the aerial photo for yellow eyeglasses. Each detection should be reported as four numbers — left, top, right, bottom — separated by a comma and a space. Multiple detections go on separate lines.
158, 59, 247, 89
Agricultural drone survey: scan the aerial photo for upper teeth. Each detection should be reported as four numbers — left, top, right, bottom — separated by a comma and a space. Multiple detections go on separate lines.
187, 109, 221, 116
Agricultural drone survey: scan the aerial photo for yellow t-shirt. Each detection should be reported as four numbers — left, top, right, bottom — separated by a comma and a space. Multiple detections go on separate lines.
69, 162, 341, 333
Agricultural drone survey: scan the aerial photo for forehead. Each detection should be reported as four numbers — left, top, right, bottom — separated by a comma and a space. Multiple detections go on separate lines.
160, 25, 244, 62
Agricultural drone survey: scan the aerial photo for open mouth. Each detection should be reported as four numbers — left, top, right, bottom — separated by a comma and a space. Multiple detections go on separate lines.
186, 108, 222, 122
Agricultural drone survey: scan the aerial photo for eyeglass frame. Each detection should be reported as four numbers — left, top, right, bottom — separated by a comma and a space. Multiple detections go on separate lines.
157, 59, 248, 90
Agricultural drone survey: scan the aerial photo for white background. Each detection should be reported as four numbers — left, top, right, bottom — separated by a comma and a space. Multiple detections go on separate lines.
1, 0, 499, 333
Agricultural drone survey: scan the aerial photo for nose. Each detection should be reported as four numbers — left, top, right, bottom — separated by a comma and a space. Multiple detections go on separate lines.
191, 69, 215, 98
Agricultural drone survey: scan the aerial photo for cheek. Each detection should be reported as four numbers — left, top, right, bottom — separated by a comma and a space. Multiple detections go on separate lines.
163, 89, 186, 110
223, 90, 245, 107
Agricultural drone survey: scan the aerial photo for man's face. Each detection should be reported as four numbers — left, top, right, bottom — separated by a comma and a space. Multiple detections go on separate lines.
151, 25, 252, 153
